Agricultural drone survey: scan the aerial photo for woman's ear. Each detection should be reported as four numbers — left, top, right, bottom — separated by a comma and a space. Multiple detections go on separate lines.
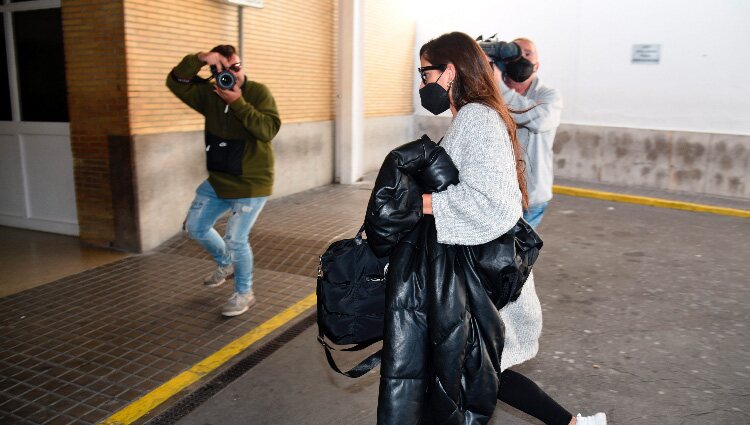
446, 63, 457, 83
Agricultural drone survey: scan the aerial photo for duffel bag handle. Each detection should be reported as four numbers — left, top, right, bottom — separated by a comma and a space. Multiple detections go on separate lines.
354, 224, 365, 244
317, 335, 381, 378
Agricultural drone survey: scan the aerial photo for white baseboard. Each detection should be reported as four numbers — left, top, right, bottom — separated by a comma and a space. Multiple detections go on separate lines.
0, 214, 79, 236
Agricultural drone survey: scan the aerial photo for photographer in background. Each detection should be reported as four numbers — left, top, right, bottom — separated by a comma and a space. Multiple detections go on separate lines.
166, 45, 281, 317
485, 37, 563, 229
480, 38, 607, 425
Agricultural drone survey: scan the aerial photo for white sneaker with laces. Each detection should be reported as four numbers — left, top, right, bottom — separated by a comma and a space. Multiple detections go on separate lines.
576, 412, 607, 425
221, 291, 256, 317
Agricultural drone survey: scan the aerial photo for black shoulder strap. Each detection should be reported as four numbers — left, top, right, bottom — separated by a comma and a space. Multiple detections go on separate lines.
317, 335, 381, 378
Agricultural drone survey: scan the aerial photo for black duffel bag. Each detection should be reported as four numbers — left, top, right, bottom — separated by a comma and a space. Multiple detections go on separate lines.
316, 225, 388, 378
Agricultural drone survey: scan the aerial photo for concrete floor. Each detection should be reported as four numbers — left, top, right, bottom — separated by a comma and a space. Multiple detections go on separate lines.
0, 226, 126, 297
176, 194, 750, 425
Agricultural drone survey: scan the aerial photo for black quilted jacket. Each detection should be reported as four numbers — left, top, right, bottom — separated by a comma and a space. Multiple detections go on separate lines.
365, 135, 542, 425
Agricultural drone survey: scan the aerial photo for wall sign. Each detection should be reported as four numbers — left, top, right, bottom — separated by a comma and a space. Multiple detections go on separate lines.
223, 0, 264, 7
632, 44, 661, 64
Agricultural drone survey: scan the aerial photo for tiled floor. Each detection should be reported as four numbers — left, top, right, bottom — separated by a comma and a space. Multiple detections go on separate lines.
0, 183, 372, 425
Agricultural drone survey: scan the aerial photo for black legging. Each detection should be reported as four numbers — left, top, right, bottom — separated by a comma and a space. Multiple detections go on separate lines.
498, 369, 573, 425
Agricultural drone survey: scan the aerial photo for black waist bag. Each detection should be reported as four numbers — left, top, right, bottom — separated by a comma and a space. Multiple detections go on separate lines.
205, 130, 244, 176
316, 225, 388, 377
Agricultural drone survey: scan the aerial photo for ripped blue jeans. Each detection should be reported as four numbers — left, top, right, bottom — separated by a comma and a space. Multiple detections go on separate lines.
185, 180, 267, 294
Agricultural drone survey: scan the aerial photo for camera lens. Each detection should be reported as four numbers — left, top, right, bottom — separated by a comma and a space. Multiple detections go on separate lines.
217, 71, 236, 90
499, 41, 521, 62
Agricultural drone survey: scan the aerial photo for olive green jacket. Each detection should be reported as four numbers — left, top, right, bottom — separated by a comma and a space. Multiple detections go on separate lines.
166, 54, 281, 198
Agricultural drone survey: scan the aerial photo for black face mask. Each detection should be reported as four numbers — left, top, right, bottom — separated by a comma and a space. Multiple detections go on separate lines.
419, 74, 451, 115
419, 82, 451, 115
505, 57, 535, 83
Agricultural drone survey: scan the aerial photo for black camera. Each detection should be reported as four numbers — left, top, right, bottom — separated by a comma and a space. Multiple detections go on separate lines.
210, 65, 236, 90
477, 35, 521, 71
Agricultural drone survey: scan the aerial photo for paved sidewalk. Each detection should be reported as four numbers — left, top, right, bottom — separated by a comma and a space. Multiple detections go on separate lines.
0, 183, 372, 425
1, 179, 748, 425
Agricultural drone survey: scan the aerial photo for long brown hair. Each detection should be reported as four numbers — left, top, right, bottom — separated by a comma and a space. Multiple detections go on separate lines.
420, 32, 529, 210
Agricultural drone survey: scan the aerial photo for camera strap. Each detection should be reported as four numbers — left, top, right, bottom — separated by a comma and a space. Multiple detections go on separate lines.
170, 70, 212, 85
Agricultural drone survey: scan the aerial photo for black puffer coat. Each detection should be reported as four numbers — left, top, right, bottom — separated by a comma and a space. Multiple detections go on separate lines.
365, 135, 541, 425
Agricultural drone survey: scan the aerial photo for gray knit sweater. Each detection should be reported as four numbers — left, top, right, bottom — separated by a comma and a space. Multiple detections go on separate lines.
432, 102, 542, 371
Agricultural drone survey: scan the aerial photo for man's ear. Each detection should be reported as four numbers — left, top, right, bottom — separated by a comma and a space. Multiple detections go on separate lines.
534, 62, 540, 73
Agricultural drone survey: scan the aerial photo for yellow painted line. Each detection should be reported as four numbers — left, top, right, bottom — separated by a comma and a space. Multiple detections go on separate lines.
101, 293, 318, 425
553, 185, 750, 218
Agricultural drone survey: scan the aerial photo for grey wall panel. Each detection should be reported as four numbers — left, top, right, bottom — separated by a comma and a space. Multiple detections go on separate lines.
362, 115, 414, 173
131, 121, 335, 251
131, 131, 206, 252
599, 127, 672, 190
414, 115, 452, 143
554, 125, 605, 182
668, 131, 712, 193
416, 117, 749, 200
127, 117, 748, 252
705, 134, 749, 198
272, 121, 335, 197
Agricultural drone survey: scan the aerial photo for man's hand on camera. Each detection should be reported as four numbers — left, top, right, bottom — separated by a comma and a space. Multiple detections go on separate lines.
198, 51, 230, 71
213, 83, 242, 104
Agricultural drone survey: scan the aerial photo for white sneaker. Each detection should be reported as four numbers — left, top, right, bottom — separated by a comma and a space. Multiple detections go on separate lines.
576, 412, 607, 425
221, 291, 256, 317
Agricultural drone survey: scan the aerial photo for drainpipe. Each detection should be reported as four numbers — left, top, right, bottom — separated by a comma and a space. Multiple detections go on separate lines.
238, 6, 243, 58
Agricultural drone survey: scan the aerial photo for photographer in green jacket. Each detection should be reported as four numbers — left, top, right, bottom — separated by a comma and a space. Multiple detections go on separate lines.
167, 45, 281, 317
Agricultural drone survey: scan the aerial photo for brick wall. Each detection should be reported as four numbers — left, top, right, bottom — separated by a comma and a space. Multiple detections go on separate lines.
124, 0, 413, 133
123, 0, 238, 134
363, 0, 414, 117
125, 0, 336, 135
243, 0, 337, 123
62, 0, 130, 245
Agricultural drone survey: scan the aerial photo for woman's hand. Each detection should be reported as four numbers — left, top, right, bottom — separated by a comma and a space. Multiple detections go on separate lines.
422, 194, 432, 215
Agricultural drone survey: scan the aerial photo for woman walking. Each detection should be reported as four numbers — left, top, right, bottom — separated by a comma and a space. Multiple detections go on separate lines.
375, 31, 606, 425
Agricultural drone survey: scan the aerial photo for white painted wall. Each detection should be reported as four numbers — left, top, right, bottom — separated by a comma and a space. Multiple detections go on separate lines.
413, 0, 750, 136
